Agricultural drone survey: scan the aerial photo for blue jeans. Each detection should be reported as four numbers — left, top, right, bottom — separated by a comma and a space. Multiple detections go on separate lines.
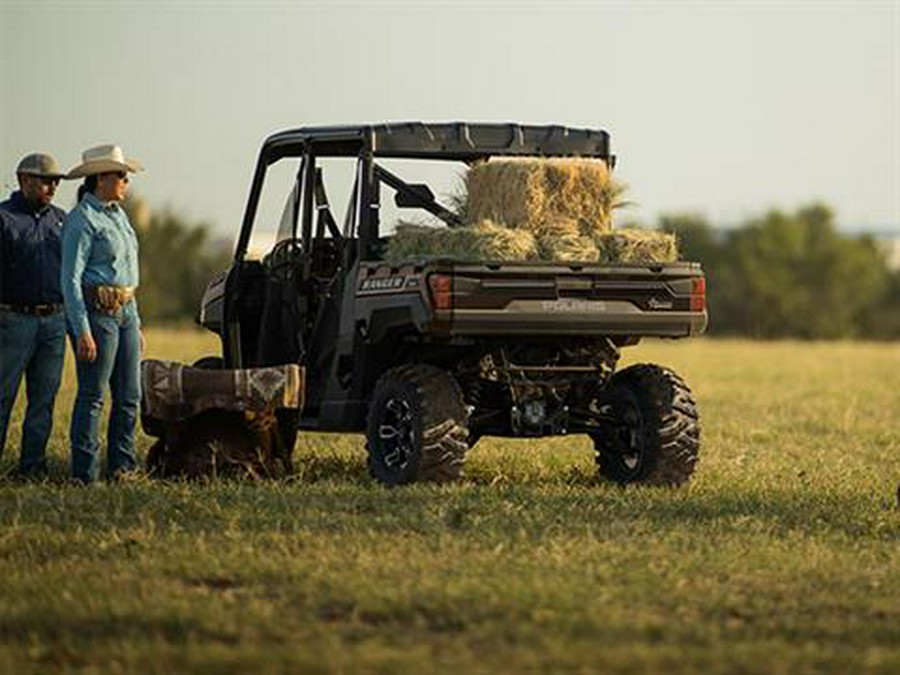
69, 301, 141, 483
0, 309, 66, 475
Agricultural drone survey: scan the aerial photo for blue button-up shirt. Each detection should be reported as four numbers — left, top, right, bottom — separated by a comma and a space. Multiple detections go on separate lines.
61, 192, 141, 338
0, 191, 65, 306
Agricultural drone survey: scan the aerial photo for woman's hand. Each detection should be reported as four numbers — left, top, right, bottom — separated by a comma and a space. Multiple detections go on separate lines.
77, 332, 97, 362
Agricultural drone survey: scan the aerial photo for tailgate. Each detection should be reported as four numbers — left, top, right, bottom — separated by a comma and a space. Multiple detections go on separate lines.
432, 261, 707, 338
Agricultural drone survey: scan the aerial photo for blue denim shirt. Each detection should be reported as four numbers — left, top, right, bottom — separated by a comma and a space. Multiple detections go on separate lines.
61, 192, 141, 338
0, 191, 65, 306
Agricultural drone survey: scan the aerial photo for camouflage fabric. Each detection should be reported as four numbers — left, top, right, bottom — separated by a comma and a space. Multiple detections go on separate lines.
141, 359, 303, 429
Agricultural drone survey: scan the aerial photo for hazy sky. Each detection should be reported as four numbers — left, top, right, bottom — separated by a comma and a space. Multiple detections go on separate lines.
2, 0, 898, 234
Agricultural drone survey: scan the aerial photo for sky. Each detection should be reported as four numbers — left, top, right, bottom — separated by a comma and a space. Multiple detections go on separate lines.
2, 0, 898, 236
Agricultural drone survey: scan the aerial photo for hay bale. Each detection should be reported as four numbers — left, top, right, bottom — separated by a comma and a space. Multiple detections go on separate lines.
465, 158, 625, 236
465, 160, 541, 228
535, 217, 581, 239
382, 223, 450, 261
471, 220, 539, 260
537, 234, 600, 262
385, 223, 677, 265
385, 221, 537, 262
594, 230, 679, 264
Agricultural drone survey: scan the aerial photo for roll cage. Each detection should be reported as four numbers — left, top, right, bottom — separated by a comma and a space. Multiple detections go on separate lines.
234, 122, 613, 260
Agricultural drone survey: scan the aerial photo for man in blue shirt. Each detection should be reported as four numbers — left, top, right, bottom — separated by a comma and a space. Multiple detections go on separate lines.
0, 153, 68, 479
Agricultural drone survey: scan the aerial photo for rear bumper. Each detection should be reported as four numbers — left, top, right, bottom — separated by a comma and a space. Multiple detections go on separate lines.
443, 302, 707, 338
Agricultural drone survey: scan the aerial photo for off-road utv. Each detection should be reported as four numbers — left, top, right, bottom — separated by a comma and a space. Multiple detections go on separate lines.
143, 122, 707, 486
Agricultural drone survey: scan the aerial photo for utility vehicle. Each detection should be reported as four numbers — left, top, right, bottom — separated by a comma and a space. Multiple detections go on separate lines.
145, 122, 707, 486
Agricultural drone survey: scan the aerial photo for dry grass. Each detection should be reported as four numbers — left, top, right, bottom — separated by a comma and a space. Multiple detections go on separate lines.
1, 333, 900, 673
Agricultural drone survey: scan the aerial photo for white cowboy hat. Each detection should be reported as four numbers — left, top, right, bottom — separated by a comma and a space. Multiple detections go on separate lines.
67, 144, 144, 179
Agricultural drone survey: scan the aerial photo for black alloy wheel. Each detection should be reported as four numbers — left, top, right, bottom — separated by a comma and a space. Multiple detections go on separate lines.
366, 364, 469, 486
592, 364, 700, 487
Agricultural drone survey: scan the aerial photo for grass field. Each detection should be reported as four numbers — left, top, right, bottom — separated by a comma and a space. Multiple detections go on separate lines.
1, 329, 899, 673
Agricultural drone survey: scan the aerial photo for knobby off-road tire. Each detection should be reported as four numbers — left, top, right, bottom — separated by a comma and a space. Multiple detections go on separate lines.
592, 363, 699, 487
366, 364, 470, 486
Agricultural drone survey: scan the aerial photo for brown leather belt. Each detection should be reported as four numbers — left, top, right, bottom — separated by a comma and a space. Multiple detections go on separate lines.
83, 286, 135, 315
0, 302, 64, 317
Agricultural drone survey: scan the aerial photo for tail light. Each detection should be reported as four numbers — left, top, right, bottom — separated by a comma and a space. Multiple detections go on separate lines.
428, 273, 452, 311
690, 276, 706, 312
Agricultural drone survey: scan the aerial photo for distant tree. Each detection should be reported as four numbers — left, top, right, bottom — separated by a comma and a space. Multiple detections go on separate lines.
658, 212, 730, 331
711, 204, 888, 338
122, 195, 232, 324
659, 212, 720, 268
864, 268, 900, 338
658, 203, 895, 339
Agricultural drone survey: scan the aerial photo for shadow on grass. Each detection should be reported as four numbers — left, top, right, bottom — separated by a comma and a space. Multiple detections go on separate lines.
0, 613, 244, 655
183, 479, 899, 542
638, 486, 899, 540
2, 453, 897, 544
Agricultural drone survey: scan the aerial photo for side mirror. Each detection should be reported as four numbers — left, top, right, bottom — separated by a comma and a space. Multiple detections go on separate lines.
394, 184, 436, 208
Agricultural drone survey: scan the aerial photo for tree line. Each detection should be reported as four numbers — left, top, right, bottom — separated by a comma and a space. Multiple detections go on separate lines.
658, 203, 900, 338
126, 195, 900, 339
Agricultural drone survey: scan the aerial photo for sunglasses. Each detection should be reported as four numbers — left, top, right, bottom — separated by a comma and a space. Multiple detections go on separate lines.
102, 171, 130, 182
36, 177, 61, 186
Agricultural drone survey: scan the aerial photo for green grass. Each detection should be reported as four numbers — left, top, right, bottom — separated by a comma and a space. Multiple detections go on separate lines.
1, 331, 899, 673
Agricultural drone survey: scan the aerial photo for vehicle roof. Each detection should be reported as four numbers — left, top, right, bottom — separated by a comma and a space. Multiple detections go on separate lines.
260, 121, 612, 164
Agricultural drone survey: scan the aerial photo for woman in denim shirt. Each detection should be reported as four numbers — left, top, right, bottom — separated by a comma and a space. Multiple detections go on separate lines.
61, 145, 145, 484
